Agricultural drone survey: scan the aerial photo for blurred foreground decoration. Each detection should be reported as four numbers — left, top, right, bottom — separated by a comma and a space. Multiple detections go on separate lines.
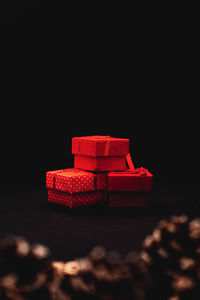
1, 215, 200, 300
141, 215, 200, 300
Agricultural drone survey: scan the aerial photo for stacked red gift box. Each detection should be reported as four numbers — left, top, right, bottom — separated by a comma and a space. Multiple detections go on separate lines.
46, 135, 154, 208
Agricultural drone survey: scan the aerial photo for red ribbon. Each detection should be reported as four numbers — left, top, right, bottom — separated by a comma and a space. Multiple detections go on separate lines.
104, 137, 111, 156
126, 167, 148, 176
77, 135, 111, 156
126, 153, 135, 170
125, 153, 149, 191
84, 136, 111, 156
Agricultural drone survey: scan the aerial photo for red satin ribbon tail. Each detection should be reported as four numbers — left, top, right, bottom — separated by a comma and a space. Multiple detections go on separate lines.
126, 153, 135, 170
104, 138, 111, 156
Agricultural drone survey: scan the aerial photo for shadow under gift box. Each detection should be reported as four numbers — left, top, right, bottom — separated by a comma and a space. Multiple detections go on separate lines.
72, 135, 129, 171
46, 168, 107, 208
107, 167, 154, 207
47, 189, 104, 208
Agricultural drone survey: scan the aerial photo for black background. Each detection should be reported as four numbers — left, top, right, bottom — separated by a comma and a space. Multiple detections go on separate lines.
0, 1, 198, 261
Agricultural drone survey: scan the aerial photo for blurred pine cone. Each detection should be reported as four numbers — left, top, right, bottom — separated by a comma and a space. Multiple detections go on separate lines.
53, 246, 149, 300
141, 215, 200, 300
0, 236, 62, 300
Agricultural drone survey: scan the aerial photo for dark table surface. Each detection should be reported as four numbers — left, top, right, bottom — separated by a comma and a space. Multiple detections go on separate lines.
0, 181, 198, 262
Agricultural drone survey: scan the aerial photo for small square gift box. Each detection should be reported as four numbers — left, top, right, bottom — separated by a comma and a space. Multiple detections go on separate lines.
72, 135, 129, 171
107, 158, 154, 207
108, 167, 153, 192
46, 168, 107, 208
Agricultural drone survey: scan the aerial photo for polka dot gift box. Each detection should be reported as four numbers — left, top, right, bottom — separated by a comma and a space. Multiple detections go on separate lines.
72, 135, 129, 171
46, 168, 107, 208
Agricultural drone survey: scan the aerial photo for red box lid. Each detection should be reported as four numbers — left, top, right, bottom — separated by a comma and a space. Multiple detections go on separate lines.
108, 167, 153, 192
72, 135, 129, 157
46, 168, 107, 194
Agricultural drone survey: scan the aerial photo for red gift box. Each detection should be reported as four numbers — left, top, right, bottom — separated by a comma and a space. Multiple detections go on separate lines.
72, 135, 129, 157
108, 167, 153, 192
108, 165, 153, 207
46, 168, 107, 208
46, 168, 107, 193
108, 192, 150, 207
72, 135, 129, 172
48, 189, 104, 208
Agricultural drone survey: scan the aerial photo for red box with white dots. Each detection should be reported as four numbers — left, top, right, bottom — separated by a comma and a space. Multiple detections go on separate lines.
46, 168, 107, 207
